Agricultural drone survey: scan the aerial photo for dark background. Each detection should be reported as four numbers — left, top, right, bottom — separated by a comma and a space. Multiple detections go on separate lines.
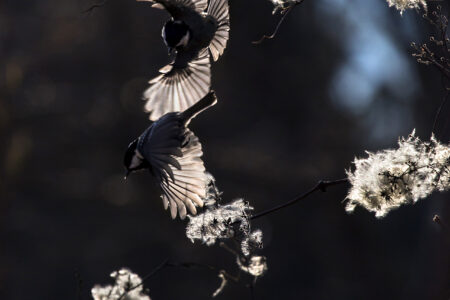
1, 0, 450, 299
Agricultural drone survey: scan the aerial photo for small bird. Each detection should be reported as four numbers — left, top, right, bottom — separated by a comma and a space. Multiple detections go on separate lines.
137, 0, 229, 121
124, 91, 217, 219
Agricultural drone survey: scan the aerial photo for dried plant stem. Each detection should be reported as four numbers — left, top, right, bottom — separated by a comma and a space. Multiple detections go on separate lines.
252, 0, 305, 45
250, 178, 349, 220
432, 89, 450, 135
219, 241, 240, 256
422, 44, 450, 78
249, 280, 255, 300
83, 0, 109, 14
116, 258, 243, 300
167, 261, 241, 283
74, 269, 83, 300
117, 258, 169, 300
433, 214, 450, 241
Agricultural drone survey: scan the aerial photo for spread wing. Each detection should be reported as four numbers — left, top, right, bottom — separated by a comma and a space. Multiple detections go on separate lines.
143, 49, 211, 121
207, 0, 230, 61
137, 0, 207, 17
139, 113, 208, 219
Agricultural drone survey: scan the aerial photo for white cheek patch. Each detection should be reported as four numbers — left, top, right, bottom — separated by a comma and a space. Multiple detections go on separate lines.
176, 31, 190, 48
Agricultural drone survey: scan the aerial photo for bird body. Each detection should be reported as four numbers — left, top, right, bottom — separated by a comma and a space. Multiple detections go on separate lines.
138, 0, 229, 120
124, 91, 217, 219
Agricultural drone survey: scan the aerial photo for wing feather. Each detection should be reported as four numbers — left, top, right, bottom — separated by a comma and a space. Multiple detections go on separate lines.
207, 0, 230, 61
137, 0, 207, 15
138, 114, 209, 219
143, 50, 211, 121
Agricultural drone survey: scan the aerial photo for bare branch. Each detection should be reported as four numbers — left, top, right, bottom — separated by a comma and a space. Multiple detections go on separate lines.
250, 178, 349, 220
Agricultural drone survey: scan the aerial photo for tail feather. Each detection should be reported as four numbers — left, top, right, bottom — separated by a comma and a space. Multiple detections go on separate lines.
181, 90, 217, 125
207, 0, 230, 61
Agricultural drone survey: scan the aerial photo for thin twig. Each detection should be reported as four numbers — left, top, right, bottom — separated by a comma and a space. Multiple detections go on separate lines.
74, 269, 83, 300
250, 178, 349, 220
252, 0, 305, 45
167, 261, 241, 283
212, 272, 228, 297
219, 241, 240, 256
83, 0, 109, 14
249, 280, 255, 300
116, 258, 245, 298
117, 258, 169, 300
422, 44, 450, 78
432, 89, 450, 135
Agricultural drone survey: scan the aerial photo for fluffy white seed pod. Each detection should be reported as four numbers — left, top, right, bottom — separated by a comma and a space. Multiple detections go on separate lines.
91, 268, 151, 300
346, 130, 449, 217
386, 0, 427, 14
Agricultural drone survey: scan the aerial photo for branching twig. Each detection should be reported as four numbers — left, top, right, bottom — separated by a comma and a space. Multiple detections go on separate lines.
252, 0, 305, 45
250, 178, 349, 220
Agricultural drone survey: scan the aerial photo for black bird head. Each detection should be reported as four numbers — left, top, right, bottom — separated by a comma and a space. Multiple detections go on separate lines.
162, 19, 191, 52
123, 139, 148, 179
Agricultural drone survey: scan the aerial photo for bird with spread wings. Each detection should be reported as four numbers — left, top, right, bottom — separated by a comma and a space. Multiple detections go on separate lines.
124, 92, 217, 219
138, 0, 229, 121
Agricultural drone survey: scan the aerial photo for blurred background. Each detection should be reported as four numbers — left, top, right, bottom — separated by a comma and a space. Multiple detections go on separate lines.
1, 0, 449, 299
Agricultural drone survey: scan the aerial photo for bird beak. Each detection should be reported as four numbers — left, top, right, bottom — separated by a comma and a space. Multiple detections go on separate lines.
124, 169, 131, 180
168, 47, 174, 55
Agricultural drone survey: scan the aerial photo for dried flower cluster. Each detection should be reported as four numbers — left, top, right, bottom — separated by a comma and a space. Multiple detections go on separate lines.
237, 255, 268, 277
346, 130, 450, 217
386, 0, 427, 14
411, 6, 450, 79
241, 229, 263, 256
269, 0, 300, 14
185, 177, 267, 287
91, 269, 151, 300
203, 172, 223, 206
186, 198, 254, 245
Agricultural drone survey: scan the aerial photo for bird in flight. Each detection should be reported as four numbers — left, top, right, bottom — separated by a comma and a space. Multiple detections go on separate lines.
124, 91, 217, 219
138, 0, 229, 120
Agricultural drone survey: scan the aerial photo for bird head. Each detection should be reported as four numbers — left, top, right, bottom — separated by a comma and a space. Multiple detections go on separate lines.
123, 139, 148, 179
162, 19, 191, 51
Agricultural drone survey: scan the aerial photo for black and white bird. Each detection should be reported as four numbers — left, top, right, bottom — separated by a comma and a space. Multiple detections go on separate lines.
123, 91, 217, 219
138, 0, 229, 121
